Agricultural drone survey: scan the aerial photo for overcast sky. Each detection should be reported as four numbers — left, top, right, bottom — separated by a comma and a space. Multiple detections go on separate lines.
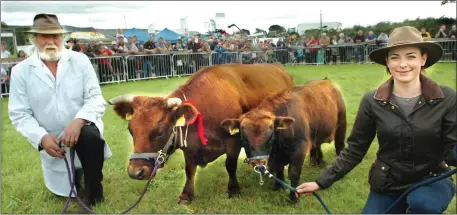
1, 1, 456, 33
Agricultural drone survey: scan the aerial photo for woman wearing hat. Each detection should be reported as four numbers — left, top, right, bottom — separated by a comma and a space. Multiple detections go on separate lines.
295, 26, 456, 214
66, 38, 82, 52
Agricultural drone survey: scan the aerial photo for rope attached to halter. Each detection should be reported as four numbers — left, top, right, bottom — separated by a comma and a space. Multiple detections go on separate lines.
60, 146, 164, 214
253, 165, 332, 214
252, 142, 456, 214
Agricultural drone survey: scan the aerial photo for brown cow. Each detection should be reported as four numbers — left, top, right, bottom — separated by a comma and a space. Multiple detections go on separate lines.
220, 77, 346, 202
108, 64, 294, 204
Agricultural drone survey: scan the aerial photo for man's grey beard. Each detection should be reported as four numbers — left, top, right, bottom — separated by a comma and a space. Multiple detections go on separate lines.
37, 44, 65, 61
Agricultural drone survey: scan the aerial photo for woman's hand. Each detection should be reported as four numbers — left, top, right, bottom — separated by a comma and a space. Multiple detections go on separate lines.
295, 182, 320, 198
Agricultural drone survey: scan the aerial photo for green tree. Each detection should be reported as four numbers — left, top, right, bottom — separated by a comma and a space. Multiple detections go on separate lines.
268, 25, 286, 36
254, 28, 267, 34
299, 17, 456, 38
16, 27, 33, 46
441, 0, 456, 5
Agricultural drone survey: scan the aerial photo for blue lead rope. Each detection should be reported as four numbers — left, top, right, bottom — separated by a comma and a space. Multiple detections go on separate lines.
255, 144, 457, 214
255, 166, 332, 214
382, 144, 457, 214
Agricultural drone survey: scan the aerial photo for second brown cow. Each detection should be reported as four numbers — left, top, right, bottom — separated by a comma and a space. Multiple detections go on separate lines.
221, 77, 347, 202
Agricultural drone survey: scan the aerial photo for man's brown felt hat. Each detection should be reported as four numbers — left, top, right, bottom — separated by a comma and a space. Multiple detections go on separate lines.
25, 13, 68, 34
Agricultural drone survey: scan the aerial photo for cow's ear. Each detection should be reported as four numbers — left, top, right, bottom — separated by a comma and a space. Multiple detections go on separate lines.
113, 102, 134, 120
109, 94, 136, 120
173, 103, 199, 127
220, 119, 241, 135
274, 117, 294, 130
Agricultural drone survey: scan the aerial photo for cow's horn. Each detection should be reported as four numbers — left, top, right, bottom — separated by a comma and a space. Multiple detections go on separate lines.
108, 94, 135, 105
167, 98, 182, 107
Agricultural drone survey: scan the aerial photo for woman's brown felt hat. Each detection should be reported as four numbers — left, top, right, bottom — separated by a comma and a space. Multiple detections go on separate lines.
368, 26, 443, 69
25, 13, 69, 34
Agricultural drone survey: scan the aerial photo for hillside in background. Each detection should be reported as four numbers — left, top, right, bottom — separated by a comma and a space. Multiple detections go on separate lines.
3, 25, 149, 45
2, 15, 456, 46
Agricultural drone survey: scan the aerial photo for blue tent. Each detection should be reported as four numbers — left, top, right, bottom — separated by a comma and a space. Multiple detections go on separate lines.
123, 28, 150, 43
154, 28, 187, 43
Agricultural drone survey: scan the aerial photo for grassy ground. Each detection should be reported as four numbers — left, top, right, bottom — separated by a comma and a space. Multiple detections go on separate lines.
1, 63, 456, 214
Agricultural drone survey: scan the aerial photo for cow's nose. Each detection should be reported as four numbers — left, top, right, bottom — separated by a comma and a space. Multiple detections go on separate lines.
135, 169, 145, 178
249, 160, 256, 168
128, 166, 146, 179
248, 159, 268, 168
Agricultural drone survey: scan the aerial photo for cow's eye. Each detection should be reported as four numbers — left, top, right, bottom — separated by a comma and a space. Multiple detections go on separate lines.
157, 131, 165, 137
151, 127, 166, 139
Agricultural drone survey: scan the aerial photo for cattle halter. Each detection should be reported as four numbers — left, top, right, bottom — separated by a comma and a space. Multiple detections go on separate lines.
241, 131, 275, 164
129, 126, 179, 164
244, 155, 270, 164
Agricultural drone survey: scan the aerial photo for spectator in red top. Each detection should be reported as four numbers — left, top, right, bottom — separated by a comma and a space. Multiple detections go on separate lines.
96, 43, 112, 83
188, 37, 201, 53
306, 35, 319, 63
113, 35, 127, 53
353, 30, 365, 43
353, 30, 365, 63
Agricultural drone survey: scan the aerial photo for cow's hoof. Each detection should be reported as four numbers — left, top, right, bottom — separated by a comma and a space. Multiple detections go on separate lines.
289, 192, 299, 203
309, 159, 322, 167
272, 184, 283, 191
176, 198, 191, 205
289, 198, 299, 204
226, 190, 241, 199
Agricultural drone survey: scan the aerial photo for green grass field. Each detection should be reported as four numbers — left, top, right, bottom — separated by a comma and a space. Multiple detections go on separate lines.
2, 63, 456, 214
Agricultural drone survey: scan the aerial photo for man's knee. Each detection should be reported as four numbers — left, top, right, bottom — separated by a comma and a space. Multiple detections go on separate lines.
79, 124, 104, 148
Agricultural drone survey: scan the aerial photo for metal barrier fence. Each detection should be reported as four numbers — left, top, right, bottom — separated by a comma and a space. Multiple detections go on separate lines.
1, 39, 456, 98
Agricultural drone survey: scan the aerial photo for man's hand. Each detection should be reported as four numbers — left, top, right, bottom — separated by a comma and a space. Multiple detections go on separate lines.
62, 119, 86, 148
295, 182, 321, 198
42, 134, 66, 158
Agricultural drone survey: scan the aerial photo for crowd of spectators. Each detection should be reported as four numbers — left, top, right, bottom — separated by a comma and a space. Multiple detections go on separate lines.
62, 24, 455, 64
1, 24, 456, 94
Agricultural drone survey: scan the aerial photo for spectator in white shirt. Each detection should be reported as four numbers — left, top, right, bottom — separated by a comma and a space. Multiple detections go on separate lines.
1, 41, 11, 58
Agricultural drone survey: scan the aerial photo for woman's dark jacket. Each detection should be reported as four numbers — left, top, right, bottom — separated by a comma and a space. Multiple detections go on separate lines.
316, 74, 456, 193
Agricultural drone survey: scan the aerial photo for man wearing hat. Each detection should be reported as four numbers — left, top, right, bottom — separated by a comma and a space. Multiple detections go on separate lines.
7, 13, 112, 211
295, 26, 456, 214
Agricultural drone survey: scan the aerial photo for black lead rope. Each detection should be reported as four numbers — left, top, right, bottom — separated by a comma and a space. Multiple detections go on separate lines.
60, 146, 163, 214
59, 128, 178, 213
253, 165, 332, 214
253, 143, 457, 214
382, 144, 457, 214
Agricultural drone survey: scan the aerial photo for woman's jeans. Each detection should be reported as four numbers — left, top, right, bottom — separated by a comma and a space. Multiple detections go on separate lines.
362, 177, 455, 214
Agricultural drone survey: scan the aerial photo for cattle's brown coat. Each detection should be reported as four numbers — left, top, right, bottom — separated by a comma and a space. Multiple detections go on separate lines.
221, 77, 347, 202
110, 64, 294, 203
